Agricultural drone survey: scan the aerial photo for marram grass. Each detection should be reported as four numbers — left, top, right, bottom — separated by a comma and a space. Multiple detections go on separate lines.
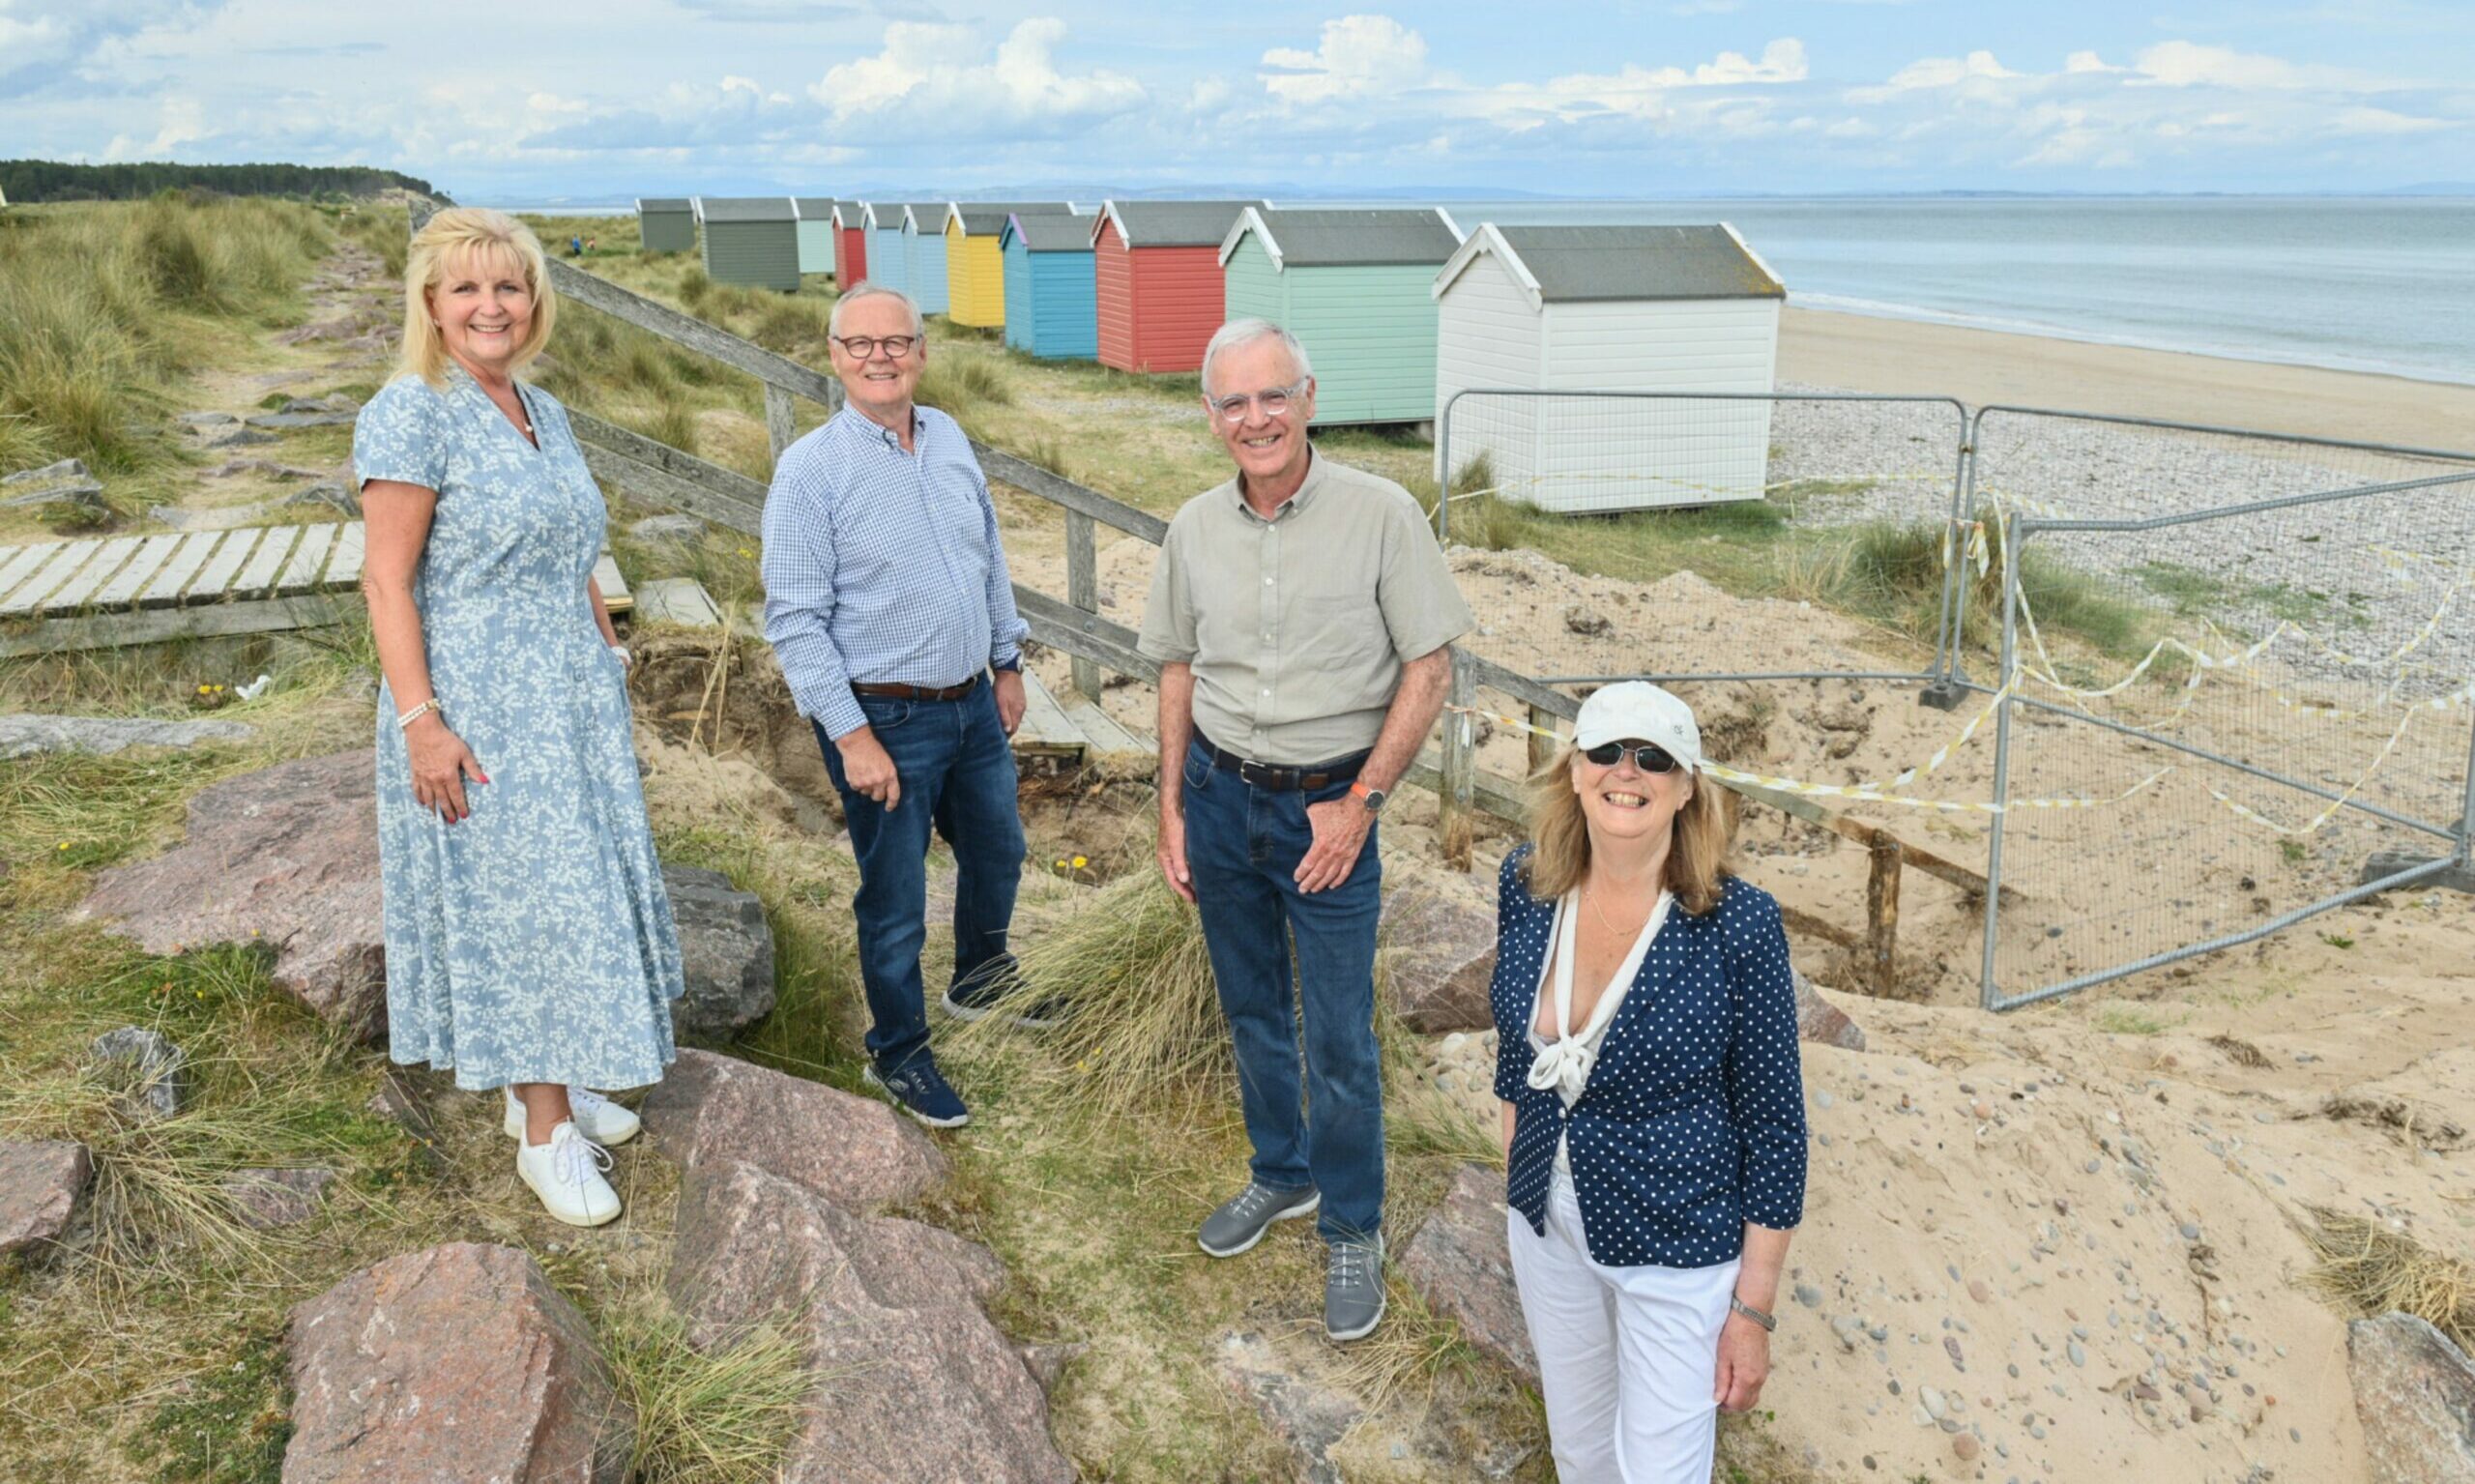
2301, 1205, 2475, 1353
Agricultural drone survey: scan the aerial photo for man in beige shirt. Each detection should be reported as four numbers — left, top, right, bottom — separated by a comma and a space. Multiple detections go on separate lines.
1139, 318, 1473, 1342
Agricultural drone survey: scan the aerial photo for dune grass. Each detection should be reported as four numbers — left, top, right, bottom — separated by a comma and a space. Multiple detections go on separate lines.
2301, 1206, 2475, 1353
600, 1288, 813, 1484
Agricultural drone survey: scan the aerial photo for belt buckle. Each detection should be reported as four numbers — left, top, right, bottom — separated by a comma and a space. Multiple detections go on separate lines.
1237, 758, 1279, 789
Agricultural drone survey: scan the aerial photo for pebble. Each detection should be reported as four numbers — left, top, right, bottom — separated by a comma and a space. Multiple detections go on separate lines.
1969, 1278, 1993, 1303
1923, 1386, 1948, 1419
1954, 1435, 1981, 1463
2179, 1222, 2201, 1240
1973, 1101, 1995, 1120
2067, 1341, 2085, 1368
1945, 1336, 1966, 1370
1817, 1090, 1836, 1109
2085, 1159, 2102, 1174
1794, 1282, 1823, 1309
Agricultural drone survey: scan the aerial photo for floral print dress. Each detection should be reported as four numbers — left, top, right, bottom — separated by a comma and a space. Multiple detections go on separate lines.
354, 365, 684, 1091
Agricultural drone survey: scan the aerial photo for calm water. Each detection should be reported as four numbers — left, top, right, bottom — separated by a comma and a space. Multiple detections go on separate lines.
499, 195, 2475, 385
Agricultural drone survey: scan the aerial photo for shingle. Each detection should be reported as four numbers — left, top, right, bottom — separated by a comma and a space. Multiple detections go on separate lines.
1005, 214, 1095, 251
791, 197, 836, 219
1498, 224, 1782, 302
1106, 200, 1262, 247
637, 197, 692, 214
1245, 208, 1460, 267
949, 200, 1077, 236
699, 197, 797, 223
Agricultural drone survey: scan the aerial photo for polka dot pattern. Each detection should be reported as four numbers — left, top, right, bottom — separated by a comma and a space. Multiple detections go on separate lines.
1490, 845, 1810, 1268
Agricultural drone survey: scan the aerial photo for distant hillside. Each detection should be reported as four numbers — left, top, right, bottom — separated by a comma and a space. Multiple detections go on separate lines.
0, 160, 448, 205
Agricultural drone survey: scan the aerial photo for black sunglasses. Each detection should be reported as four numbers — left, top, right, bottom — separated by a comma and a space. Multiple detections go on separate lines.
1581, 741, 1679, 773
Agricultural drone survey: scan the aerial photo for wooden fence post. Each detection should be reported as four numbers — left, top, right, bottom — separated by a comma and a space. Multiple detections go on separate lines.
1439, 649, 1477, 872
1866, 839, 1903, 995
763, 384, 796, 469
1526, 700, 1555, 777
1063, 508, 1100, 700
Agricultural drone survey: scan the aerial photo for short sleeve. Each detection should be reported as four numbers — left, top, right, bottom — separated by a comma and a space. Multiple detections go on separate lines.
1377, 490, 1474, 663
352, 377, 451, 493
1136, 516, 1200, 665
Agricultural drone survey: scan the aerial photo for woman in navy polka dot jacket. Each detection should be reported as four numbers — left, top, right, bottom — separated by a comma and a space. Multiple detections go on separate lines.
1490, 682, 1807, 1482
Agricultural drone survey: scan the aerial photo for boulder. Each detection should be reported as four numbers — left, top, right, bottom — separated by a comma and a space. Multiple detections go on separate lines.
286, 1242, 632, 1483
1216, 1330, 1362, 1484
189, 424, 277, 450
0, 462, 106, 510
0, 1140, 93, 1259
667, 1158, 1070, 1484
2347, 1311, 2475, 1484
3, 457, 90, 486
644, 1048, 944, 1210
285, 481, 361, 516
221, 1167, 335, 1230
629, 514, 703, 542
1382, 890, 1498, 1033
91, 1026, 191, 1120
0, 713, 253, 760
660, 866, 777, 1036
176, 411, 238, 427
1792, 970, 1868, 1053
74, 751, 389, 1039
1399, 1164, 1536, 1384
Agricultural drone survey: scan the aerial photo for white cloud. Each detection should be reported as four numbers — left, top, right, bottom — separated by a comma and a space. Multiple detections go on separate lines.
1881, 49, 2016, 91
813, 17, 1144, 139
2064, 50, 2121, 75
1260, 15, 1429, 105
2129, 41, 2402, 92
2329, 104, 2448, 133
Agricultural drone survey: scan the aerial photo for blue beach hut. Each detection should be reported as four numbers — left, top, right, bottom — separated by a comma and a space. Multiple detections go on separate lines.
1000, 212, 1098, 360
864, 202, 915, 295
903, 204, 951, 315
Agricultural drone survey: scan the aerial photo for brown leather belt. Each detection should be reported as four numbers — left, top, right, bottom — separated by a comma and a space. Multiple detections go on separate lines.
852, 675, 982, 702
1194, 733, 1368, 792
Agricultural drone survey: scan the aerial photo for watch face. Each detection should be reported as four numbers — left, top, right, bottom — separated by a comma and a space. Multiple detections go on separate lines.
1362, 789, 1386, 813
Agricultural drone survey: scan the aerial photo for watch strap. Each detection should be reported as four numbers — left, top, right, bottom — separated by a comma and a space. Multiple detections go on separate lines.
1729, 1295, 1777, 1331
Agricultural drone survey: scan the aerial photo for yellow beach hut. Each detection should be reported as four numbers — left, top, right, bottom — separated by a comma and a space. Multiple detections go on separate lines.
943, 201, 1077, 329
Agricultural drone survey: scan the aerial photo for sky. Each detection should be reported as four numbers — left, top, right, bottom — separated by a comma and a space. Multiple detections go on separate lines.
4, 1, 2471, 201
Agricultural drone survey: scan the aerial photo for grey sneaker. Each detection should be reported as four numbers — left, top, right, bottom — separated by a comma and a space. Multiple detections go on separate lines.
1198, 1180, 1320, 1258
1324, 1235, 1386, 1342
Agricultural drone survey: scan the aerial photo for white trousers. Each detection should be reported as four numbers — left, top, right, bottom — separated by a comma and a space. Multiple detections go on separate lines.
1505, 1171, 1739, 1484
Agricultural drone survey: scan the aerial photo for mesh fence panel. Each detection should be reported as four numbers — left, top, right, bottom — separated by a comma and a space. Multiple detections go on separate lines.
1968, 409, 2475, 1007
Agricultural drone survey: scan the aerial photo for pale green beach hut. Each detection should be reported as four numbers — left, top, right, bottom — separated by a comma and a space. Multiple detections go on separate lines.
1218, 207, 1465, 425
792, 198, 835, 276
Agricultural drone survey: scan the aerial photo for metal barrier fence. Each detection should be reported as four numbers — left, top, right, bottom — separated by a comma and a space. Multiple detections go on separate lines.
1437, 388, 2475, 1011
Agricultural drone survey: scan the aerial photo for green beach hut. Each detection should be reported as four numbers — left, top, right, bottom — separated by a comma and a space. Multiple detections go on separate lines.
1218, 207, 1465, 425
792, 197, 835, 276
637, 197, 694, 254
694, 196, 800, 291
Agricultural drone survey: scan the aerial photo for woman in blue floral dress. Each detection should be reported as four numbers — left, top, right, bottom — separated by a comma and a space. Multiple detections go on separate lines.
355, 208, 684, 1227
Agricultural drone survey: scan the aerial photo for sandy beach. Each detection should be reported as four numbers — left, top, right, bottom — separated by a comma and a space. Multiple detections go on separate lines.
1781, 306, 2475, 453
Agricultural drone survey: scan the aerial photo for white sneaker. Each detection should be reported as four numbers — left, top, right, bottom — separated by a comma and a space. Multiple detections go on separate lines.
515, 1120, 622, 1228
504, 1086, 640, 1147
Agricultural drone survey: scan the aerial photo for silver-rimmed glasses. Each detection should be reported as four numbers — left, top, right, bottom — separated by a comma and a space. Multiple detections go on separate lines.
1205, 381, 1307, 423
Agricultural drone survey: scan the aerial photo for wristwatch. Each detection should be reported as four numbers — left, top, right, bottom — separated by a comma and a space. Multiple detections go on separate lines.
1729, 1295, 1777, 1331
1350, 780, 1387, 815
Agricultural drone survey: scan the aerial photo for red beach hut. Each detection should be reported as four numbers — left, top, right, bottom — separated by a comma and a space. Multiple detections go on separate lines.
1092, 200, 1265, 374
832, 201, 868, 285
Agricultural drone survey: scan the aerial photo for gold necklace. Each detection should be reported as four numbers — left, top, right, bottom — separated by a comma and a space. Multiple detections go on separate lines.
1582, 882, 1651, 938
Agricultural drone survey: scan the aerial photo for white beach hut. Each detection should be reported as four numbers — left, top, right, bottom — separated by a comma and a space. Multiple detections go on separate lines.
1432, 223, 1785, 512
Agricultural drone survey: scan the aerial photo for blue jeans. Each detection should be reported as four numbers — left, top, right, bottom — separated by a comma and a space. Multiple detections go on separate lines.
816, 681, 1025, 1071
1179, 742, 1384, 1242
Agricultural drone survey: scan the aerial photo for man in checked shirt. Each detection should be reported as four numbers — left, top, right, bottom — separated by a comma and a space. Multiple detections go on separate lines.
761, 282, 1032, 1130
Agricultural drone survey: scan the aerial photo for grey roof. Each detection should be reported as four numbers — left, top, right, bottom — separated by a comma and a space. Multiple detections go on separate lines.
949, 200, 1077, 236
698, 197, 796, 223
1005, 214, 1093, 251
637, 197, 692, 214
1242, 208, 1460, 268
1102, 199, 1263, 247
1491, 224, 1783, 302
870, 201, 936, 229
791, 197, 835, 219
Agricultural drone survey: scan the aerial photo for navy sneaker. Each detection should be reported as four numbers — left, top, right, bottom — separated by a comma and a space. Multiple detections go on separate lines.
942, 963, 1067, 1030
863, 1055, 970, 1129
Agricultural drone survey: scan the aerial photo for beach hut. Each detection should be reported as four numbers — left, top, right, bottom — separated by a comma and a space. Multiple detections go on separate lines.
944, 202, 1078, 330
1218, 207, 1464, 424
791, 198, 834, 276
637, 197, 694, 254
1000, 213, 1099, 361
902, 204, 951, 314
694, 197, 800, 291
831, 201, 868, 284
864, 202, 915, 294
1431, 223, 1786, 512
1092, 199, 1264, 374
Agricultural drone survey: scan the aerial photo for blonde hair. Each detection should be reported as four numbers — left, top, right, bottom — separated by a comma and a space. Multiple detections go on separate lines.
1523, 744, 1733, 916
395, 208, 557, 387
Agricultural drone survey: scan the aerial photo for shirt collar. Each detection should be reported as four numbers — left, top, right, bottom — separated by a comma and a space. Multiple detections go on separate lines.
841, 402, 922, 451
1227, 445, 1325, 523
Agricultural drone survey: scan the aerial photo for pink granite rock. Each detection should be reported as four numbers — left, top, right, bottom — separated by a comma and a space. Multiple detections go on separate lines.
643, 1047, 946, 1210
0, 1140, 93, 1259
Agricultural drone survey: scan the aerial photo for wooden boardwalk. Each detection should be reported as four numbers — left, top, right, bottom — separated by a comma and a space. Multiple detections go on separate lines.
0, 522, 632, 657
1014, 670, 1152, 771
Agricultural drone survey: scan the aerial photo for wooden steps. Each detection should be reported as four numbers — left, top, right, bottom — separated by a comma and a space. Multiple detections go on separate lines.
0, 521, 635, 656
1013, 670, 1153, 771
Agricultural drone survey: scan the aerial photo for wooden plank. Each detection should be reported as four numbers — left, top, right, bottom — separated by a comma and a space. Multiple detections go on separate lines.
274, 524, 336, 597
1012, 670, 1084, 757
92, 533, 185, 608
542, 257, 846, 410
138, 532, 224, 609
324, 521, 366, 589
570, 411, 765, 536
37, 536, 141, 614
977, 444, 1168, 544
632, 576, 724, 628
0, 542, 55, 605
0, 538, 103, 617
1064, 508, 1100, 700
1778, 902, 1866, 953
763, 383, 796, 465
232, 526, 298, 597
1722, 773, 2013, 902
1866, 840, 1903, 994
1013, 586, 1157, 682
1063, 698, 1144, 756
592, 553, 631, 614
186, 527, 263, 603
0, 595, 354, 659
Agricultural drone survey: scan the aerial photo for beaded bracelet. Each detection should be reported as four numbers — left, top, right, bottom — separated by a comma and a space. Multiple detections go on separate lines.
397, 698, 445, 729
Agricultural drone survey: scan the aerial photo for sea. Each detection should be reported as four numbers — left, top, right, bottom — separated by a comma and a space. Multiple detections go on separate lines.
495, 195, 2475, 387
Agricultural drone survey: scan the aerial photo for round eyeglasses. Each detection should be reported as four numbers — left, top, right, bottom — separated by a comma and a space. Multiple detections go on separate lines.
1581, 742, 1679, 774
832, 335, 918, 360
1206, 383, 1305, 424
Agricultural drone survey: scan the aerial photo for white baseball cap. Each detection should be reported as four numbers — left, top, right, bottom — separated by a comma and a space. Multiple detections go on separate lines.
1572, 682, 1703, 773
